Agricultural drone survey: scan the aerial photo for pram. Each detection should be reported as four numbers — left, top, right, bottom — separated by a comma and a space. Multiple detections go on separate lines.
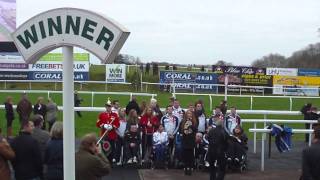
226, 135, 248, 172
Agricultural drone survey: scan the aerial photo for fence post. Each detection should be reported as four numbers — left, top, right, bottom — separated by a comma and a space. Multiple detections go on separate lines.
250, 96, 253, 110
289, 97, 292, 111
261, 132, 265, 171
209, 95, 212, 111
4, 81, 6, 89
80, 83, 83, 90
253, 122, 257, 154
239, 87, 242, 96
47, 91, 50, 99
54, 82, 57, 90
91, 92, 94, 107
130, 93, 133, 101
105, 83, 108, 91
309, 124, 312, 146
29, 82, 32, 90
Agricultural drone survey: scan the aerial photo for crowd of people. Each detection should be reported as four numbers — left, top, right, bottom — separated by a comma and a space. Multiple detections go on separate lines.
1, 93, 320, 180
96, 96, 248, 179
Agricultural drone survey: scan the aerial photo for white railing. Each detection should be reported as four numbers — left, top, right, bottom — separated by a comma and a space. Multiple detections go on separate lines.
242, 119, 317, 154
174, 92, 320, 111
0, 90, 156, 107
249, 128, 314, 172
0, 80, 132, 91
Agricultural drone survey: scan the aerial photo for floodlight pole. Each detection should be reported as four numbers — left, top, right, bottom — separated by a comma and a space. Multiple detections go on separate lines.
63, 46, 75, 180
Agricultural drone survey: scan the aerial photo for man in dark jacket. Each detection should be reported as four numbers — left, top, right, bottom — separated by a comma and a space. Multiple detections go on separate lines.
208, 117, 229, 180
74, 91, 83, 118
125, 96, 141, 115
16, 93, 33, 128
76, 133, 111, 180
31, 115, 50, 160
301, 127, 320, 180
33, 97, 47, 130
11, 121, 43, 180
301, 103, 312, 143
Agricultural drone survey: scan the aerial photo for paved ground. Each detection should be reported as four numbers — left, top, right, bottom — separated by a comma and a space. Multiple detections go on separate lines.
102, 140, 307, 180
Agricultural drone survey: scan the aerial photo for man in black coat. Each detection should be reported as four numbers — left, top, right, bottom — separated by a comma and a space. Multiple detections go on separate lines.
11, 121, 43, 180
208, 117, 229, 180
301, 103, 312, 143
74, 91, 83, 118
125, 96, 141, 115
301, 127, 320, 180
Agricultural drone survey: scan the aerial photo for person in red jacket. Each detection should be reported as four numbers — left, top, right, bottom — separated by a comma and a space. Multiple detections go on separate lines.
139, 106, 160, 161
96, 99, 120, 163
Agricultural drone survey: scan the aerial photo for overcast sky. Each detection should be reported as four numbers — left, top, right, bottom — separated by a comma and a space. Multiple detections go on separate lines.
17, 0, 320, 65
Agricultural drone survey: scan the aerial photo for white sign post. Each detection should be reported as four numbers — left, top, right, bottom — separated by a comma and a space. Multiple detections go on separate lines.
12, 8, 130, 180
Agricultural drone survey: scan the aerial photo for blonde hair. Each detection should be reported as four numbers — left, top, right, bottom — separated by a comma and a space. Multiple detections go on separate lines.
50, 121, 63, 139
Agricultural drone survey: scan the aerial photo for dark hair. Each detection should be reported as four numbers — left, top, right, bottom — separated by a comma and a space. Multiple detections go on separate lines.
166, 105, 173, 109
32, 115, 44, 127
112, 100, 119, 104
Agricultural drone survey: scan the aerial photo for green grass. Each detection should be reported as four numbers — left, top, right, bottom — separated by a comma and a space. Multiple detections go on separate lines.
1, 90, 319, 140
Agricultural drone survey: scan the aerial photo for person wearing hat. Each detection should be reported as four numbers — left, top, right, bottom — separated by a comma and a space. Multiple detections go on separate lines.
96, 99, 120, 163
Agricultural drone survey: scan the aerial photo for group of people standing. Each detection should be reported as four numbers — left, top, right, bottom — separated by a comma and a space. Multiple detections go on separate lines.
96, 96, 245, 179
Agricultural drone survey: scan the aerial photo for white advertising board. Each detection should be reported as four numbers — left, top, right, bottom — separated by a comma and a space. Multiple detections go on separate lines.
106, 64, 126, 82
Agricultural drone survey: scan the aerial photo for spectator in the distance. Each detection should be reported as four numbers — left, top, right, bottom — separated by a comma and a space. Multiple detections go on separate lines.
161, 106, 179, 156
76, 133, 111, 180
11, 121, 43, 180
125, 96, 141, 115
4, 96, 14, 137
74, 91, 83, 118
33, 97, 47, 130
0, 135, 15, 180
172, 99, 185, 124
31, 114, 50, 160
46, 98, 58, 132
16, 93, 33, 128
44, 122, 63, 180
219, 100, 228, 115
301, 103, 312, 143
301, 127, 320, 180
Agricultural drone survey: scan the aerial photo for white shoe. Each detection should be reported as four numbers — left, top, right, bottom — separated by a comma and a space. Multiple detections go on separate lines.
234, 158, 239, 162
205, 161, 210, 167
116, 161, 122, 166
133, 156, 138, 163
112, 158, 116, 163
127, 158, 133, 164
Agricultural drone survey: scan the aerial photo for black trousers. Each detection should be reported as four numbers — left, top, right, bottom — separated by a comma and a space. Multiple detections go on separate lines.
209, 155, 226, 180
107, 140, 116, 163
182, 148, 194, 169
305, 123, 310, 143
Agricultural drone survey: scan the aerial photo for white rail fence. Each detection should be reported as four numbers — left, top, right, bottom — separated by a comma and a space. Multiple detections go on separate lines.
0, 90, 157, 107
174, 92, 320, 111
249, 128, 314, 172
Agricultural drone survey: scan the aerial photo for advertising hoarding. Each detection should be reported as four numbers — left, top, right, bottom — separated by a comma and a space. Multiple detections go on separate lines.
298, 68, 320, 77
266, 68, 298, 76
159, 70, 217, 92
106, 64, 126, 82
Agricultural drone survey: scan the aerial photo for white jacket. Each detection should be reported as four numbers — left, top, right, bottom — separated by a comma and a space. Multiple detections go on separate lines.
153, 131, 168, 145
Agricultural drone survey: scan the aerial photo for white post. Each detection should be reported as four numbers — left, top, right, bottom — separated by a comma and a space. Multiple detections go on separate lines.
309, 124, 312, 146
224, 75, 228, 101
261, 132, 265, 171
47, 91, 50, 99
140, 71, 143, 92
29, 82, 32, 90
250, 96, 253, 110
62, 46, 75, 180
289, 97, 292, 111
91, 92, 94, 107
209, 95, 212, 111
253, 122, 257, 153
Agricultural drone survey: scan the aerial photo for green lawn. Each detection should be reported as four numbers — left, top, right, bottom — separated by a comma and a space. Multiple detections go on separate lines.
0, 89, 319, 140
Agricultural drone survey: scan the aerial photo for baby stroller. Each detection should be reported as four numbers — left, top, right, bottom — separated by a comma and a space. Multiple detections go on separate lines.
226, 135, 248, 172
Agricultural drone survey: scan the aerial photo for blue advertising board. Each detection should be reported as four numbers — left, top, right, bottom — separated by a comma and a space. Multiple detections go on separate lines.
298, 68, 320, 77
29, 71, 89, 81
0, 71, 29, 80
159, 71, 217, 92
